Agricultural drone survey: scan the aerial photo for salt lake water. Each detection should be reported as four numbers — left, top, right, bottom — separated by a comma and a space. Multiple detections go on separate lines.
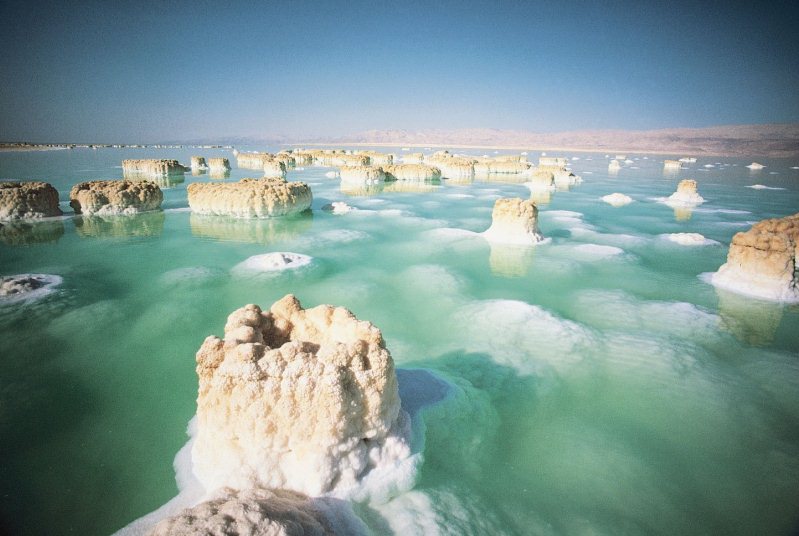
1, 148, 798, 535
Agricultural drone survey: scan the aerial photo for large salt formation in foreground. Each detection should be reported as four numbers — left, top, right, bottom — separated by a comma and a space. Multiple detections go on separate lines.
69, 180, 163, 215
710, 212, 799, 302
149, 488, 334, 536
666, 179, 704, 206
187, 178, 312, 218
482, 197, 545, 245
0, 181, 63, 220
191, 294, 411, 496
122, 159, 186, 176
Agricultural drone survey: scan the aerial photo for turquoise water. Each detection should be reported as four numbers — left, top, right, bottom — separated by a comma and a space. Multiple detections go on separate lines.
1, 148, 798, 535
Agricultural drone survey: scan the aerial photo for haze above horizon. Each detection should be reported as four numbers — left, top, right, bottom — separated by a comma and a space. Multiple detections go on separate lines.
1, 0, 797, 143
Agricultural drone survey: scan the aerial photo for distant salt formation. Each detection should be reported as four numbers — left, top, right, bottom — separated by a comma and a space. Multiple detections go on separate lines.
709, 212, 799, 302
608, 159, 622, 170
539, 156, 567, 167
149, 488, 335, 536
746, 162, 766, 170
190, 156, 207, 170
207, 158, 230, 173
237, 152, 276, 170
0, 181, 63, 220
679, 157, 697, 163
122, 159, 186, 176
0, 274, 62, 303
383, 164, 441, 181
663, 160, 682, 170
402, 152, 424, 164
601, 193, 633, 207
474, 160, 529, 175
187, 178, 312, 218
482, 198, 545, 246
339, 166, 386, 183
324, 170, 340, 179
665, 179, 705, 207
69, 180, 163, 215
191, 294, 412, 495
425, 153, 476, 181
361, 151, 394, 166
552, 169, 581, 188
263, 161, 288, 179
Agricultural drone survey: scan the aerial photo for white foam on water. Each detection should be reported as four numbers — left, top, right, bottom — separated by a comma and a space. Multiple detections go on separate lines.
164, 207, 192, 213
231, 252, 313, 274
659, 233, 719, 246
570, 228, 648, 247
582, 171, 593, 174
545, 210, 583, 218
422, 227, 480, 241
359, 198, 387, 205
446, 193, 475, 199
746, 184, 785, 190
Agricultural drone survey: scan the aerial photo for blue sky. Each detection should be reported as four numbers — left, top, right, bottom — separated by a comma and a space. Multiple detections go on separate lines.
1, 0, 797, 142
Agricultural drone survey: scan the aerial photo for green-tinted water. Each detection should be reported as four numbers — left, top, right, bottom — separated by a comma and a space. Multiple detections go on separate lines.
1, 148, 798, 535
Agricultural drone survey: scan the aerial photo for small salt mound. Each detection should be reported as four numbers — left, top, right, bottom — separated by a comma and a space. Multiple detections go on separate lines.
571, 244, 625, 258
0, 274, 62, 303
746, 184, 785, 190
601, 193, 633, 207
321, 201, 355, 214
232, 252, 312, 274
745, 162, 765, 170
661, 233, 719, 246
324, 171, 339, 178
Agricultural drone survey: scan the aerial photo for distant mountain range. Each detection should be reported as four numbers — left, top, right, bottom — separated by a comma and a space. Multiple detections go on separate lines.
312, 124, 799, 158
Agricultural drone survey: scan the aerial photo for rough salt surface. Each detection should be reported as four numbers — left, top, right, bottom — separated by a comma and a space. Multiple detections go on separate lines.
0, 181, 63, 220
482, 198, 545, 246
147, 488, 335, 536
188, 178, 312, 218
665, 179, 705, 207
0, 274, 62, 303
69, 180, 163, 215
662, 233, 718, 246
191, 295, 412, 497
709, 212, 799, 302
601, 193, 633, 207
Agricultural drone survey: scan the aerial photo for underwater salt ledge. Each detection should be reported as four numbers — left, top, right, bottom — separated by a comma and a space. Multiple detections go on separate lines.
115, 296, 455, 535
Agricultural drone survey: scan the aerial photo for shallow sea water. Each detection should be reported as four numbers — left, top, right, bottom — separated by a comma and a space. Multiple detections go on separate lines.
1, 148, 798, 535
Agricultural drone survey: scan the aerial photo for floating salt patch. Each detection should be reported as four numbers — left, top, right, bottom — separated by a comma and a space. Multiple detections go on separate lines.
582, 171, 593, 174
791, 166, 799, 170
746, 185, 785, 190
321, 201, 355, 214
422, 228, 480, 241
446, 193, 475, 199
660, 233, 719, 246
324, 171, 339, 178
703, 164, 715, 168
601, 193, 633, 206
164, 207, 192, 213
745, 162, 765, 170
232, 252, 312, 273
0, 274, 62, 304
571, 244, 625, 258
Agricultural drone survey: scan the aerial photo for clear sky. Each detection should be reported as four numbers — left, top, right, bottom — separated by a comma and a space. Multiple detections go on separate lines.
1, 0, 797, 142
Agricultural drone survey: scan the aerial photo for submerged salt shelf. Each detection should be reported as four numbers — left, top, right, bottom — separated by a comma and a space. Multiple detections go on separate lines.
1, 147, 799, 536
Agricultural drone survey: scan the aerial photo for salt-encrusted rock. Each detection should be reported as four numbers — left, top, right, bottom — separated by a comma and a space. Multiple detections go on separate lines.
663, 160, 682, 170
474, 160, 529, 175
147, 488, 334, 536
192, 295, 411, 496
552, 169, 581, 188
69, 180, 163, 215
321, 201, 355, 214
122, 159, 186, 175
361, 151, 393, 166
710, 212, 799, 302
746, 162, 766, 170
402, 153, 424, 164
237, 152, 276, 170
0, 274, 62, 302
383, 164, 441, 181
666, 179, 704, 206
539, 156, 567, 167
207, 158, 230, 172
263, 161, 287, 179
482, 198, 545, 246
0, 181, 63, 220
188, 178, 311, 218
608, 159, 621, 170
191, 156, 207, 169
339, 166, 385, 183
601, 193, 633, 207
